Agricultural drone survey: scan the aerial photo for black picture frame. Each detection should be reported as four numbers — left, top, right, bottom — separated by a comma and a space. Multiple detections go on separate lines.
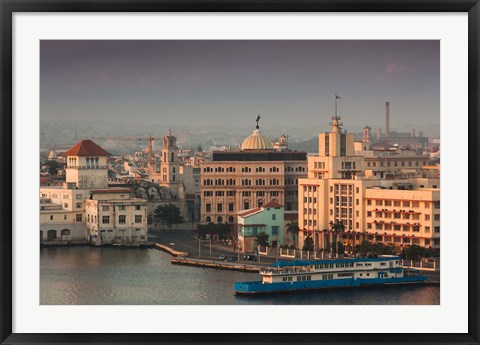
1, 1, 479, 344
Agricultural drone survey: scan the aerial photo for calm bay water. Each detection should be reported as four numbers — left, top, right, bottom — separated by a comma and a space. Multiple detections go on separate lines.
40, 246, 439, 305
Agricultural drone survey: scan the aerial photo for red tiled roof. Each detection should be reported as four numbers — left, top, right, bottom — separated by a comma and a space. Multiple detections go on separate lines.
40, 177, 50, 185
262, 200, 283, 208
63, 140, 111, 157
238, 208, 261, 218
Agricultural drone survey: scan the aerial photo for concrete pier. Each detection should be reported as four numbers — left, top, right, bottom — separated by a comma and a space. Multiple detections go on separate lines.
171, 257, 260, 272
155, 243, 188, 257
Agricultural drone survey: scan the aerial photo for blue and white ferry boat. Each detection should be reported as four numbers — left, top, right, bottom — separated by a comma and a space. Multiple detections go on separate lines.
234, 256, 426, 295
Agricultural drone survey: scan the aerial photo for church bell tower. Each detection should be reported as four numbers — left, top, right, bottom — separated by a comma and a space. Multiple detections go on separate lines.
160, 130, 180, 192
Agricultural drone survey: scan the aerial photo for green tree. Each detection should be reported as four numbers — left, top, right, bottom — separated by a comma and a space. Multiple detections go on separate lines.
147, 212, 155, 229
401, 244, 439, 261
330, 220, 345, 256
286, 221, 299, 247
153, 205, 166, 230
153, 204, 184, 230
196, 145, 203, 152
331, 241, 345, 254
44, 160, 61, 175
354, 240, 396, 257
196, 223, 233, 240
255, 232, 270, 247
302, 234, 314, 251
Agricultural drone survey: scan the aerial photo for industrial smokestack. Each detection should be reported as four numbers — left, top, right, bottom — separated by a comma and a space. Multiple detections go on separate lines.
385, 101, 390, 139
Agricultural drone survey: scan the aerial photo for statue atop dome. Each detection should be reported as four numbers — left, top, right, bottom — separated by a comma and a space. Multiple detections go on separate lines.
241, 115, 274, 151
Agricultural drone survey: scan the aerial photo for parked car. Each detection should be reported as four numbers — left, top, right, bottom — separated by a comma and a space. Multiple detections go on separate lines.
147, 234, 157, 239
243, 254, 257, 261
229, 256, 238, 262
218, 255, 226, 260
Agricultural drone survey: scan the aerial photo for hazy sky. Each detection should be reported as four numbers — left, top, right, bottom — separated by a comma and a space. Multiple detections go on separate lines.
40, 40, 439, 131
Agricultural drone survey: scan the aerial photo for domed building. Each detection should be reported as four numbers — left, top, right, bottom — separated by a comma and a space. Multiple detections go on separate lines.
241, 128, 274, 151
200, 117, 307, 227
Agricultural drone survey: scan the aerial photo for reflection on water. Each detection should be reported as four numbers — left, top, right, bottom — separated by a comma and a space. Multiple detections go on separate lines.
40, 247, 440, 305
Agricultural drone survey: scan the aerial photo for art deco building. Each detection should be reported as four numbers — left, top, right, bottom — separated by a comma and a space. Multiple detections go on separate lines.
298, 116, 440, 251
200, 122, 307, 224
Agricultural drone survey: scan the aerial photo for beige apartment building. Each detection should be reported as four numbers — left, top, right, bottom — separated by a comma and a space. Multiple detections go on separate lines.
298, 116, 440, 251
40, 197, 86, 242
200, 126, 307, 224
85, 188, 148, 246
363, 186, 440, 249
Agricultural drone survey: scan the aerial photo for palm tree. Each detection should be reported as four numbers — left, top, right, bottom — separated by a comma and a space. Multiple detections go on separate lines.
330, 220, 346, 258
286, 221, 299, 248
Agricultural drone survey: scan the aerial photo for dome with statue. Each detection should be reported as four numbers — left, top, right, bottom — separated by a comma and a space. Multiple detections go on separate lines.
240, 115, 274, 151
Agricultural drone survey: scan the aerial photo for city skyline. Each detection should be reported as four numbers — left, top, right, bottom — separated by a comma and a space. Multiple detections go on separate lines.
41, 40, 440, 131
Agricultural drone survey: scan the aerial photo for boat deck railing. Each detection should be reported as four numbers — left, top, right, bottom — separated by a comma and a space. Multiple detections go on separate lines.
259, 267, 315, 275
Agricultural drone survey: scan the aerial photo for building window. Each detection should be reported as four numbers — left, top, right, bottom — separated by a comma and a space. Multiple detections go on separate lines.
119, 215, 126, 224
205, 216, 211, 223
76, 194, 82, 199
217, 216, 223, 223
117, 205, 126, 211
102, 216, 110, 224
217, 203, 223, 212
244, 202, 250, 210
272, 226, 279, 235
206, 204, 211, 212
76, 203, 82, 208
76, 214, 82, 222
136, 205, 142, 210
135, 215, 143, 223
434, 226, 440, 233
102, 205, 110, 211
228, 203, 234, 212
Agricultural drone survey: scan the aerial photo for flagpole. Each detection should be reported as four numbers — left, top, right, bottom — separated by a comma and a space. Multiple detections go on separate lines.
335, 94, 337, 117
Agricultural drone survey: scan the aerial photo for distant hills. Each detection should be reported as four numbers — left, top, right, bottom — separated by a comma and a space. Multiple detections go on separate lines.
289, 137, 318, 153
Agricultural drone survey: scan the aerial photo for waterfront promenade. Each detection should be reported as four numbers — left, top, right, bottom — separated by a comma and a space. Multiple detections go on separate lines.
150, 227, 440, 283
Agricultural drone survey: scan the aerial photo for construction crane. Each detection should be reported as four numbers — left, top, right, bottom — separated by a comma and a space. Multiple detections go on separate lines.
91, 134, 157, 170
